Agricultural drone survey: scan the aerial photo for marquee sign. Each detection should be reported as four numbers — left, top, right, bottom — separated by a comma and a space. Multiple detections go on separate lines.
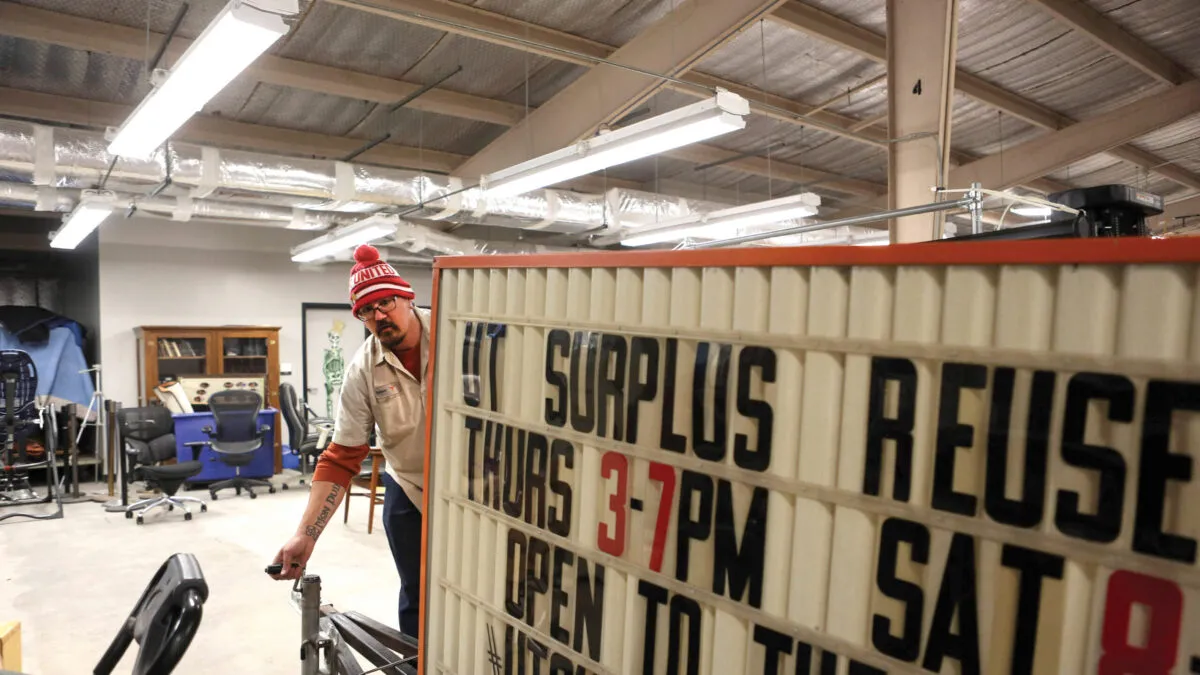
419, 240, 1200, 675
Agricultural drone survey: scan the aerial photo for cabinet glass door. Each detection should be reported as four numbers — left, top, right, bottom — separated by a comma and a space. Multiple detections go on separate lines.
222, 337, 269, 375
156, 337, 208, 379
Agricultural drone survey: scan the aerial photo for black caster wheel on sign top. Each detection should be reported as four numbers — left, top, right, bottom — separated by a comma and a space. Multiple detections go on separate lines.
184, 513, 192, 521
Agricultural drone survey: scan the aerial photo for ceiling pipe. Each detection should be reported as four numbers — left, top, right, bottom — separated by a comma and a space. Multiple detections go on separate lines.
0, 118, 746, 242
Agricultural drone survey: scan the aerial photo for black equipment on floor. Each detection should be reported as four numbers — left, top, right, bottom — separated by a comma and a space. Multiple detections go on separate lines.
195, 389, 277, 500
0, 349, 62, 523
950, 183, 1165, 241
93, 553, 208, 675
279, 382, 332, 486
117, 406, 208, 525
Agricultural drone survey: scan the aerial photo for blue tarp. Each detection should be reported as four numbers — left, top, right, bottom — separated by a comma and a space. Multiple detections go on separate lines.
0, 325, 95, 409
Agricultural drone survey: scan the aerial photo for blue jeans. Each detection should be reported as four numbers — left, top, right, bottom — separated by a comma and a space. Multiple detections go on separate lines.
382, 472, 422, 637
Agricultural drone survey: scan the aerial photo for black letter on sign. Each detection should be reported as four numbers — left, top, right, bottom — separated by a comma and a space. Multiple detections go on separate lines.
1001, 544, 1065, 675
1134, 379, 1199, 564
667, 594, 702, 675
548, 439, 573, 538
638, 580, 669, 675
985, 369, 1055, 528
675, 471, 714, 584
626, 337, 660, 444
503, 428, 525, 520
550, 547, 573, 647
484, 421, 500, 511
598, 334, 628, 441
488, 324, 505, 412
549, 653, 573, 675
574, 558, 604, 661
864, 357, 917, 501
569, 332, 598, 434
524, 432, 548, 529
504, 625, 525, 675
463, 321, 484, 407
525, 536, 551, 627
872, 517, 929, 662
933, 362, 988, 516
1055, 373, 1132, 544
660, 338, 687, 454
465, 415, 484, 503
921, 532, 980, 675
713, 481, 767, 609
752, 624, 792, 674
734, 346, 776, 472
505, 529, 527, 619
545, 329, 570, 427
793, 641, 814, 675
692, 342, 732, 462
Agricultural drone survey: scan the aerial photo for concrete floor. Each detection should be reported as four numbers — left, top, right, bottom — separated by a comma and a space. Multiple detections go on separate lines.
0, 479, 400, 674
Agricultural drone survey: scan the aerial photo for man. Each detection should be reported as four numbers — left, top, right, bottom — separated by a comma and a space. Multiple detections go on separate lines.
271, 243, 430, 638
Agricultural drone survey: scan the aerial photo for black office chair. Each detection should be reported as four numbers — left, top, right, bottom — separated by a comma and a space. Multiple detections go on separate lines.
117, 406, 207, 525
0, 349, 63, 522
199, 389, 277, 500
94, 552, 208, 675
279, 382, 333, 486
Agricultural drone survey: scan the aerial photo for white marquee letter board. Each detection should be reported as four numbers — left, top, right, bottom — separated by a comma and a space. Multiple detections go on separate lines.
420, 239, 1200, 675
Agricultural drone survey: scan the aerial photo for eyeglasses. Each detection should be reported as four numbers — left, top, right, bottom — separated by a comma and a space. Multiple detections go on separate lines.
355, 295, 401, 321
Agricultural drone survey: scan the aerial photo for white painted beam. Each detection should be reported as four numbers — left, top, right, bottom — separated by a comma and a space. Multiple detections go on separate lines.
887, 0, 959, 243
1025, 0, 1191, 86
948, 79, 1200, 191
451, 0, 789, 179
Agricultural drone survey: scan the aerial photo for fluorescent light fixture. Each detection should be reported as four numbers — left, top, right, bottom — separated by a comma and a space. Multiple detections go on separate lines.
1012, 205, 1052, 217
482, 90, 750, 200
107, 0, 295, 159
291, 215, 398, 263
621, 193, 820, 247
50, 190, 118, 249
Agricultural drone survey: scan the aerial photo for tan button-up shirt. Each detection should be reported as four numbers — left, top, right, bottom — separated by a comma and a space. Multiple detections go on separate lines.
331, 306, 431, 511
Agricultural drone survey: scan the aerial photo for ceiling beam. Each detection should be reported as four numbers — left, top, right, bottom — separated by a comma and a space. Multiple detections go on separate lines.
326, 0, 889, 147
1024, 0, 1191, 86
768, 0, 1200, 191
0, 2, 525, 127
451, 0, 789, 179
948, 79, 1200, 190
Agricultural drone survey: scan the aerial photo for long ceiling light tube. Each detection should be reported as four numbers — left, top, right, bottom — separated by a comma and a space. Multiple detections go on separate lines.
481, 90, 750, 200
620, 193, 822, 247
687, 196, 977, 249
50, 190, 119, 249
291, 214, 399, 262
107, 0, 296, 159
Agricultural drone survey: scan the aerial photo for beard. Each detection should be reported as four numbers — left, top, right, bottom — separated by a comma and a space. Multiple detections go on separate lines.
374, 319, 406, 348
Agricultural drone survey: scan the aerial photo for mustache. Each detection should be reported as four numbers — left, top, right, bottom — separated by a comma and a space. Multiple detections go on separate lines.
376, 320, 397, 331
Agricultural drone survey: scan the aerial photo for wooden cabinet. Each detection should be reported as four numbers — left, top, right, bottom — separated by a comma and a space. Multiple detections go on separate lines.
134, 325, 283, 472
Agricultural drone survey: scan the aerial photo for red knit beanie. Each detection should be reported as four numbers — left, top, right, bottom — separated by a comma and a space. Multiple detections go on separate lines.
349, 245, 414, 315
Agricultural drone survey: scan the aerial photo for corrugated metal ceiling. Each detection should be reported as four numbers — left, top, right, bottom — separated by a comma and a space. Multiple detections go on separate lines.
0, 0, 1196, 215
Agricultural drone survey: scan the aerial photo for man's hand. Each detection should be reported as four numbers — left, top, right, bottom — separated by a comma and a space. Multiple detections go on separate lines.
269, 535, 315, 580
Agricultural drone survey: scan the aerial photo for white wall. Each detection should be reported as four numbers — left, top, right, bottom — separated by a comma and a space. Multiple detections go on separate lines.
98, 218, 432, 407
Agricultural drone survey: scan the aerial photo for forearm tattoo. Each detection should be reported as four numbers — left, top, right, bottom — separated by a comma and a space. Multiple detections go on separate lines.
305, 484, 344, 541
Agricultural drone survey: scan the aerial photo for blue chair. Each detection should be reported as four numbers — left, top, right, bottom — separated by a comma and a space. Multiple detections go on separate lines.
0, 349, 62, 522
195, 389, 278, 500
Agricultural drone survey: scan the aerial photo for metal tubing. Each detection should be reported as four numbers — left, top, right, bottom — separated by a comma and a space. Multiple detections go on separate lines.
688, 196, 976, 248
301, 575, 323, 675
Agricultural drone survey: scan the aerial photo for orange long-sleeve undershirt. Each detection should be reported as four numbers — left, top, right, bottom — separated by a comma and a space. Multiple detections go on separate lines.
311, 441, 370, 488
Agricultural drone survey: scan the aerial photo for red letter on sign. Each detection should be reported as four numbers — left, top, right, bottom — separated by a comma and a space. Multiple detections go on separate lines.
648, 461, 676, 573
1099, 570, 1183, 675
597, 451, 628, 557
